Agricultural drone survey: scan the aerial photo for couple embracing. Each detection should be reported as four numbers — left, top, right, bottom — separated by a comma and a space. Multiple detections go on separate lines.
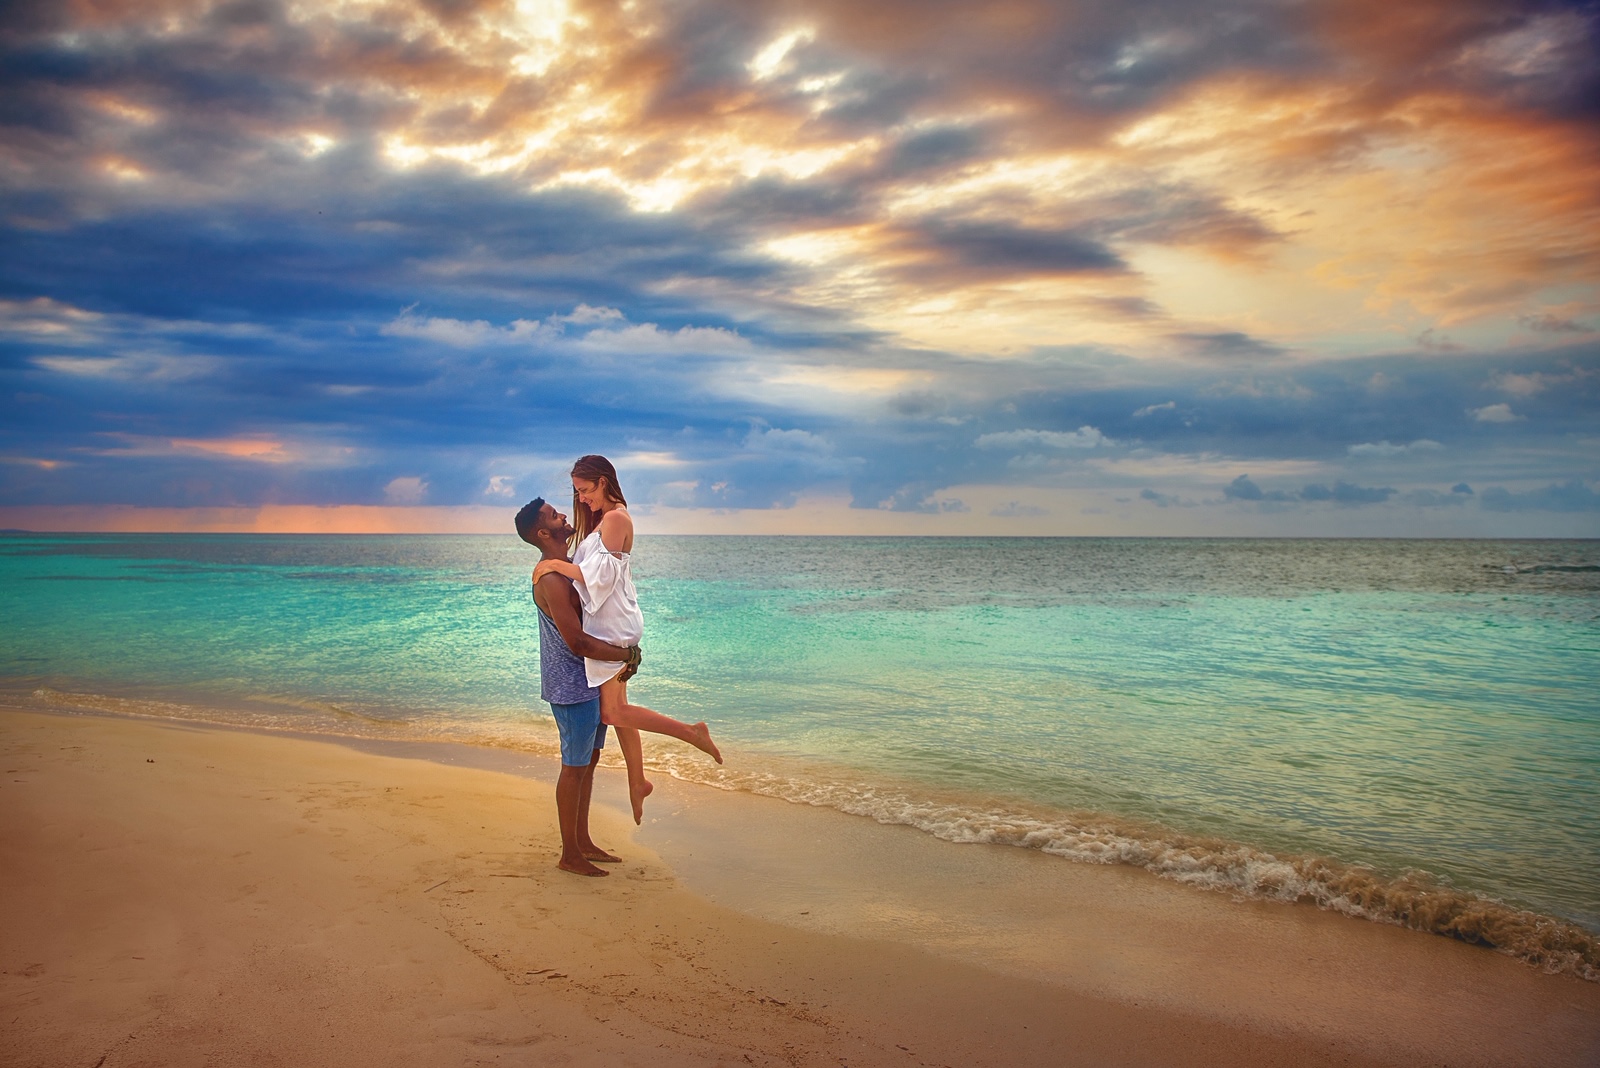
515, 454, 721, 877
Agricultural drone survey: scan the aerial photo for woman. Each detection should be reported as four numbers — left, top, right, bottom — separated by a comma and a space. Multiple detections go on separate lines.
533, 454, 721, 822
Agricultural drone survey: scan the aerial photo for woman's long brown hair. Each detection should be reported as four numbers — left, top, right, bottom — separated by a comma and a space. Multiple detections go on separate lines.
569, 454, 627, 551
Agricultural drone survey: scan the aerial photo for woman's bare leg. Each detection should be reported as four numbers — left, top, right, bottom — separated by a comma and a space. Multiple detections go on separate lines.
601, 678, 722, 765
599, 681, 652, 824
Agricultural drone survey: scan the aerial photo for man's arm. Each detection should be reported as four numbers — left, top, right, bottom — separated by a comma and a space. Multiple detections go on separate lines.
535, 573, 634, 661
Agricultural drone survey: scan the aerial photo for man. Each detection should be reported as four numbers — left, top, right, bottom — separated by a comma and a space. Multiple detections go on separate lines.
515, 497, 640, 878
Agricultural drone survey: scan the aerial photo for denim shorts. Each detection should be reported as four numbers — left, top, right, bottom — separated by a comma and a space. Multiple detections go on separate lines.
549, 697, 607, 766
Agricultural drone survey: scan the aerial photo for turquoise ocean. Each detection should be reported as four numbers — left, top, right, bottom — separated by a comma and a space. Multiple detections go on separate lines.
3, 533, 1597, 977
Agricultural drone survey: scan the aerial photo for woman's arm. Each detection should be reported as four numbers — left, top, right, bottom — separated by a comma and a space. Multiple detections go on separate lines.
533, 558, 582, 584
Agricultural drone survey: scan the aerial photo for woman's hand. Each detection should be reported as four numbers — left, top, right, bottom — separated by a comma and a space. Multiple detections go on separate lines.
533, 559, 579, 584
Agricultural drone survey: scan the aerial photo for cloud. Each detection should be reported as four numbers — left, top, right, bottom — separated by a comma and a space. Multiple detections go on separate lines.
1227, 474, 1395, 506
170, 437, 291, 463
1133, 400, 1176, 417
742, 425, 831, 454
1470, 403, 1522, 423
1416, 329, 1463, 354
877, 483, 970, 513
991, 501, 1047, 517
1223, 475, 1288, 502
1518, 313, 1590, 335
1139, 488, 1193, 508
894, 220, 1126, 282
1170, 332, 1285, 361
1347, 440, 1443, 457
554, 304, 626, 325
1479, 479, 1600, 513
882, 125, 990, 177
574, 322, 754, 357
384, 476, 428, 504
32, 353, 220, 382
1491, 371, 1555, 396
1490, 366, 1592, 397
381, 312, 550, 347
976, 427, 1112, 450
1299, 481, 1396, 505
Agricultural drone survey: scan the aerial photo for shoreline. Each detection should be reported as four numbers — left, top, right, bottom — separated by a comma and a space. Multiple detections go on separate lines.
16, 680, 1600, 978
4, 705, 1598, 1067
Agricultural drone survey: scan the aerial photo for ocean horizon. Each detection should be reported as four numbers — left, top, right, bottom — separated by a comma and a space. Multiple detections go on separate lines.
3, 532, 1596, 979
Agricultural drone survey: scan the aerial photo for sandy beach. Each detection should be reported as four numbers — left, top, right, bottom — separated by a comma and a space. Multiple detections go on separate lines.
3, 705, 1597, 1068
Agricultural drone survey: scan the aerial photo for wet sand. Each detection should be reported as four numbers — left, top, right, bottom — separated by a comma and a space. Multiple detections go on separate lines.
3, 706, 1597, 1067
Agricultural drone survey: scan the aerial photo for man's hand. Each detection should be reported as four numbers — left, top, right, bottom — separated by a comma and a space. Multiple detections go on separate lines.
617, 644, 642, 683
539, 569, 633, 663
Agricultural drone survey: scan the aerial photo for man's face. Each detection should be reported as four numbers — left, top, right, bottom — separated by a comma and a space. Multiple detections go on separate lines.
539, 502, 575, 544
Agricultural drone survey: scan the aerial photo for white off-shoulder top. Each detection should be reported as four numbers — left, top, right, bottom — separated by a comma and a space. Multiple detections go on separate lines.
571, 528, 642, 687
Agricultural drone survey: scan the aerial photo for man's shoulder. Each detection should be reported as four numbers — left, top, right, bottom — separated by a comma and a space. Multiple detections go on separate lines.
535, 570, 582, 613
532, 570, 561, 611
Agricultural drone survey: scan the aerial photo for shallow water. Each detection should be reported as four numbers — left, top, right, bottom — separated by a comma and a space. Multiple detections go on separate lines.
2, 533, 1596, 973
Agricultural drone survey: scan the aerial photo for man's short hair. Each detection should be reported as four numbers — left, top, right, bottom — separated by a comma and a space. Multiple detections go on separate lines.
514, 497, 547, 545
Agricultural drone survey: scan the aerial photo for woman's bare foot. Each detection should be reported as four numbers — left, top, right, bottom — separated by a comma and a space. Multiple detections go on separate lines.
629, 776, 654, 825
691, 722, 722, 764
558, 856, 609, 877
582, 847, 623, 863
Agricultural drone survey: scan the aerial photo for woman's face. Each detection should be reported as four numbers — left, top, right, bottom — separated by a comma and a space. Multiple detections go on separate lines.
573, 475, 608, 511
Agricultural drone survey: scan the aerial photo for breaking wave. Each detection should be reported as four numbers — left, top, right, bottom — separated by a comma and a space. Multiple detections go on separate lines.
654, 750, 1600, 982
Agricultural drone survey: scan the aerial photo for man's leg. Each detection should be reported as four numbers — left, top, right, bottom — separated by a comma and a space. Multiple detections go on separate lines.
549, 699, 607, 877
556, 763, 606, 876
576, 747, 621, 863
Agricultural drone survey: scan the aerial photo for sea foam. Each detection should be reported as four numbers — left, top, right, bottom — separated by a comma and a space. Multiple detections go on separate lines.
652, 747, 1600, 982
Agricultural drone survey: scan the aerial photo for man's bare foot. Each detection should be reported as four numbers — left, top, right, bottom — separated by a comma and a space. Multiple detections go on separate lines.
629, 776, 654, 825
691, 722, 723, 764
582, 847, 623, 863
558, 856, 609, 877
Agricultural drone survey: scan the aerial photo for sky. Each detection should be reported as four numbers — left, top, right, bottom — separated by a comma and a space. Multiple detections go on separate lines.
1, 0, 1597, 535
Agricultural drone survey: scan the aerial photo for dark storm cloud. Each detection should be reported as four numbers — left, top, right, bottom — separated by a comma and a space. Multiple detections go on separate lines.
0, 156, 782, 323
1224, 475, 1290, 503
1519, 313, 1591, 334
776, 0, 1600, 129
881, 125, 989, 177
1223, 475, 1394, 508
1170, 332, 1286, 361
903, 220, 1126, 279
1139, 488, 1193, 508
1299, 481, 1396, 505
697, 176, 869, 228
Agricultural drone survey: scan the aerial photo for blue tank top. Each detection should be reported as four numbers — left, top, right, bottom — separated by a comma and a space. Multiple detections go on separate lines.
536, 597, 598, 705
